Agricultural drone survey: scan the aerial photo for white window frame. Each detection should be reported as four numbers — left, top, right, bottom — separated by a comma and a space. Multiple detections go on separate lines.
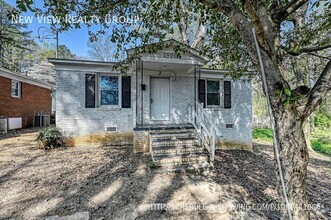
98, 74, 121, 107
206, 79, 222, 107
11, 80, 21, 98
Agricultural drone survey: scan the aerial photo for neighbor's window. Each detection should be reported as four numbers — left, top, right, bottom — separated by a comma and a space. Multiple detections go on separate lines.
100, 75, 119, 105
11, 80, 21, 98
206, 80, 220, 106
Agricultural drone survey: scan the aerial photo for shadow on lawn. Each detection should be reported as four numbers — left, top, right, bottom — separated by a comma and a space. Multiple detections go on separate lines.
0, 127, 41, 140
212, 142, 280, 219
6, 145, 206, 220
0, 155, 42, 185
212, 142, 330, 220
2, 140, 330, 219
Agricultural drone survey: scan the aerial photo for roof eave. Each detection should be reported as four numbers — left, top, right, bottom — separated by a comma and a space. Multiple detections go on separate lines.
48, 58, 124, 66
0, 67, 54, 89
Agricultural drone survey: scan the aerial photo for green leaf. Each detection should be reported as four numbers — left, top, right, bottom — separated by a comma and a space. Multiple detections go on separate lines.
285, 88, 291, 97
284, 99, 290, 106
278, 90, 283, 98
293, 44, 300, 53
290, 95, 301, 101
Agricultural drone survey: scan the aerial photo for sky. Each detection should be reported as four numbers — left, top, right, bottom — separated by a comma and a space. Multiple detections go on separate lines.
6, 0, 96, 57
5, 0, 326, 58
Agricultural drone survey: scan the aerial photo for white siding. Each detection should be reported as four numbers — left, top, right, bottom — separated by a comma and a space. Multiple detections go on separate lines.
56, 65, 252, 149
56, 70, 135, 135
205, 79, 252, 148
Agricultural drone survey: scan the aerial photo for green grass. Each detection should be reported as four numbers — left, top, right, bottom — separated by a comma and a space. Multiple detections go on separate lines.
311, 129, 331, 156
253, 128, 331, 156
252, 128, 273, 143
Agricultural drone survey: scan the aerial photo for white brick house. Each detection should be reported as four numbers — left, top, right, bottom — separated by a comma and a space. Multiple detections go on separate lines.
49, 42, 252, 155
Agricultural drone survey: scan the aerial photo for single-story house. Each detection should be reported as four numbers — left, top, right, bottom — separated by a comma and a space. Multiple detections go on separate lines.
0, 67, 54, 133
49, 41, 252, 165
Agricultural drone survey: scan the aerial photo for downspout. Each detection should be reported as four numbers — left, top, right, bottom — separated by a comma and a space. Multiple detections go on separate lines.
252, 28, 293, 220
194, 64, 197, 114
141, 60, 144, 126
0, 1, 3, 67
135, 60, 138, 127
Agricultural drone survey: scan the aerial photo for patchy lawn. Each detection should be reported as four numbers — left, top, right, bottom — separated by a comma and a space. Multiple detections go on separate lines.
0, 130, 330, 219
253, 127, 331, 157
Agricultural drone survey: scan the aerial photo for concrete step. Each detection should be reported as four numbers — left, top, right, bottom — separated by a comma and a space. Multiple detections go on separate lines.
152, 145, 204, 156
149, 128, 195, 133
150, 130, 196, 139
153, 154, 208, 166
149, 126, 206, 167
151, 137, 199, 146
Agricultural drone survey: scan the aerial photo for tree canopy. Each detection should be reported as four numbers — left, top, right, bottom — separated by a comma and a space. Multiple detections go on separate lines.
0, 0, 34, 70
14, 0, 331, 219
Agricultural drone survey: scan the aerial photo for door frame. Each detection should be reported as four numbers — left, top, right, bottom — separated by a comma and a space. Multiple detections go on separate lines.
150, 77, 171, 122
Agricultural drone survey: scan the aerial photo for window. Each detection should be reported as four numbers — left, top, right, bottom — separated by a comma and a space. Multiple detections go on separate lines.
224, 81, 231, 108
100, 75, 119, 106
206, 80, 220, 106
11, 80, 21, 98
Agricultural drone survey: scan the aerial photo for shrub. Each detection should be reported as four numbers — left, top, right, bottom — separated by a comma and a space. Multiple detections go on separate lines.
252, 128, 273, 142
37, 126, 66, 149
314, 113, 331, 129
311, 139, 331, 156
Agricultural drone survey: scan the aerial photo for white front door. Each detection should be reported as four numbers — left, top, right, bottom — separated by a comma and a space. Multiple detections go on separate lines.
151, 78, 170, 121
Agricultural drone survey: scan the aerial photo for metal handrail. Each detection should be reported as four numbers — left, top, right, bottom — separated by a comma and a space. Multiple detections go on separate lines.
195, 101, 222, 136
189, 102, 222, 162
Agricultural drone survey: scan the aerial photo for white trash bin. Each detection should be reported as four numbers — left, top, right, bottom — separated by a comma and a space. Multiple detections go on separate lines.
0, 116, 8, 134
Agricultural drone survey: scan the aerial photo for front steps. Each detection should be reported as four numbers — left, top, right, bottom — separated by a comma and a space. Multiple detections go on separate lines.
150, 127, 210, 168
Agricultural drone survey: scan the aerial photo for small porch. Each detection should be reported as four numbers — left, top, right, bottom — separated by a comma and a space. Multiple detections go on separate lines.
131, 45, 223, 168
133, 123, 194, 131
132, 46, 207, 128
133, 101, 222, 168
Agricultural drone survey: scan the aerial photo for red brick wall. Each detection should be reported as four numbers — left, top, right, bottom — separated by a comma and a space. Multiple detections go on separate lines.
0, 76, 52, 128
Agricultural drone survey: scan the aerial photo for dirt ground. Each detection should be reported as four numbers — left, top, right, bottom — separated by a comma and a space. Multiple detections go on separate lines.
0, 130, 330, 220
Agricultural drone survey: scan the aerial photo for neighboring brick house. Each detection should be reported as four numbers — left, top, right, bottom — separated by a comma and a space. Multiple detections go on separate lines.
0, 67, 54, 130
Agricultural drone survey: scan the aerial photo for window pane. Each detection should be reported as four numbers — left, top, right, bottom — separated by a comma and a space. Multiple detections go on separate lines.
207, 80, 219, 93
207, 93, 220, 105
11, 81, 19, 96
101, 90, 119, 105
100, 75, 119, 106
101, 75, 118, 90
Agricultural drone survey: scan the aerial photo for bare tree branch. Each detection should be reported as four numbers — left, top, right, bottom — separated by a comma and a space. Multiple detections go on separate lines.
307, 52, 331, 61
272, 0, 309, 23
287, 44, 331, 56
177, 0, 189, 44
191, 21, 206, 48
197, 0, 288, 95
303, 59, 331, 117
196, 0, 232, 15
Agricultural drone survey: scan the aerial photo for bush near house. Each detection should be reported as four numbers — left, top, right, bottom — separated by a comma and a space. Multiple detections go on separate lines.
37, 126, 66, 149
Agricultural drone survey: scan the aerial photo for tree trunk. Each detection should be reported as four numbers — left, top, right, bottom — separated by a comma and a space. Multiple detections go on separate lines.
256, 37, 311, 219
273, 109, 310, 219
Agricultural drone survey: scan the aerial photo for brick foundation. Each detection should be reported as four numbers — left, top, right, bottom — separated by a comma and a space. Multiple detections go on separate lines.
133, 131, 150, 153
